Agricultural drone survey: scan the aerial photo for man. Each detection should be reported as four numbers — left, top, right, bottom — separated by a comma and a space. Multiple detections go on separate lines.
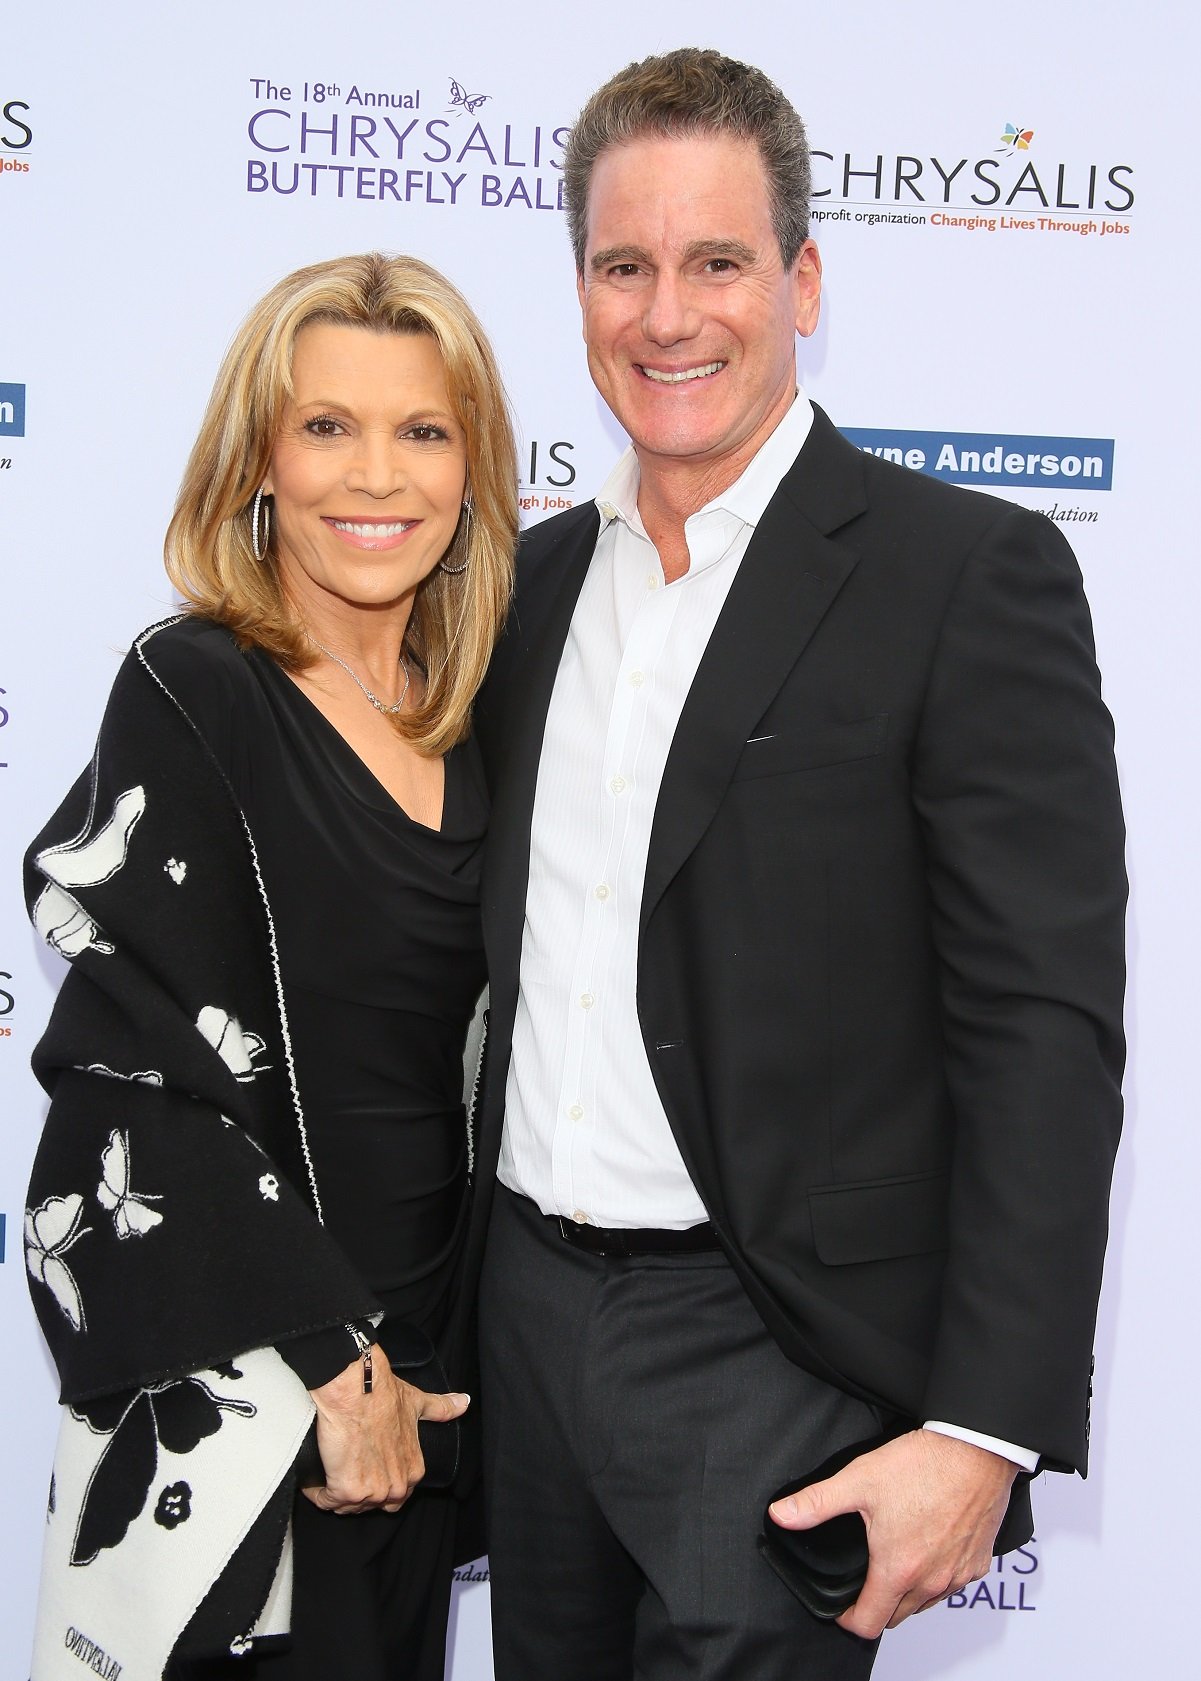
467, 47, 1125, 1680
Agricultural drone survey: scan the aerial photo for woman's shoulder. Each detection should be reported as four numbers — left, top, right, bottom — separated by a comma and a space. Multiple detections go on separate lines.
137, 612, 248, 679
138, 613, 265, 704
133, 615, 264, 770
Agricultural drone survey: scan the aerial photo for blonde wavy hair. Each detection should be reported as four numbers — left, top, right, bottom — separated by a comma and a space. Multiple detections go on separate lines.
165, 252, 518, 754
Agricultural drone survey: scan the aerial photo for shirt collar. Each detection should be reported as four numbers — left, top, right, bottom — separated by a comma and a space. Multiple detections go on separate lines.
594, 389, 815, 536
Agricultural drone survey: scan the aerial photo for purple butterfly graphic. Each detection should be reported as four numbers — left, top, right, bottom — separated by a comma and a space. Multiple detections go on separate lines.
449, 77, 489, 116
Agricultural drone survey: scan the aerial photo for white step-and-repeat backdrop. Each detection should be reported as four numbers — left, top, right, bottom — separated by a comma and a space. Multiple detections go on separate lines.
3, 3, 1196, 1676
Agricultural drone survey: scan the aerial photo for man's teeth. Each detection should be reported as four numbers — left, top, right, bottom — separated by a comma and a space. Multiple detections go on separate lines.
641, 362, 724, 384
332, 520, 411, 537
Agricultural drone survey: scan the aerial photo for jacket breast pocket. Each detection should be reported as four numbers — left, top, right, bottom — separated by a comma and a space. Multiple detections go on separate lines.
732, 713, 889, 781
809, 1170, 949, 1266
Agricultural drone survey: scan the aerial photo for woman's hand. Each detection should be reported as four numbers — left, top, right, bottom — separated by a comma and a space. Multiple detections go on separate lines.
302, 1345, 470, 1514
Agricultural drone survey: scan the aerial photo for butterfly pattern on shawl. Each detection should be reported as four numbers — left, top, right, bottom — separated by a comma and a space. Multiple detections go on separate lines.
76, 1063, 164, 1085
23, 624, 390, 1676
195, 1005, 272, 1082
97, 1129, 164, 1240
25, 1193, 92, 1332
32, 785, 146, 959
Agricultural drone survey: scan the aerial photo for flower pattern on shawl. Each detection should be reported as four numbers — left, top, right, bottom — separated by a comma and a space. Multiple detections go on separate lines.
153, 1481, 192, 1529
69, 1374, 256, 1565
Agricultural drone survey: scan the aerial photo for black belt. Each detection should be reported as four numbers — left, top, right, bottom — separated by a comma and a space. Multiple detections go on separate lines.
550, 1214, 722, 1257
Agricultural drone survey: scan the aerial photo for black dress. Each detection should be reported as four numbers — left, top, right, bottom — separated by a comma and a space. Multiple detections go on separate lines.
153, 619, 486, 1681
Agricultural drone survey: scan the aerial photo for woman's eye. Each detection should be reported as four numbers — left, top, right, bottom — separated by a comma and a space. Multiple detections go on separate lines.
304, 415, 342, 437
406, 424, 449, 442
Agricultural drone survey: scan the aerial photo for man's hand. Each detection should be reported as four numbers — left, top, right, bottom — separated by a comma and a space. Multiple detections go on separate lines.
303, 1346, 470, 1515
768, 1429, 1018, 1637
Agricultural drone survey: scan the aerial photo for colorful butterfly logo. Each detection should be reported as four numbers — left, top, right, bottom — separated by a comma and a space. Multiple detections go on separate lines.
449, 77, 489, 116
97, 1129, 164, 1240
996, 123, 1034, 155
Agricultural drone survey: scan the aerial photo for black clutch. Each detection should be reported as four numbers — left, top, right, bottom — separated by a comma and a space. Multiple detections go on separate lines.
758, 1424, 906, 1621
294, 1323, 460, 1493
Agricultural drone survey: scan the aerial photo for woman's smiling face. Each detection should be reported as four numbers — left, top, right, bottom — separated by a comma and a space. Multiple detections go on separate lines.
264, 322, 468, 621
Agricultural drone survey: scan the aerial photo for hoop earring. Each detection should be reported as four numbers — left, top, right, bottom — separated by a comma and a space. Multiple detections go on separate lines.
439, 501, 471, 575
251, 487, 272, 563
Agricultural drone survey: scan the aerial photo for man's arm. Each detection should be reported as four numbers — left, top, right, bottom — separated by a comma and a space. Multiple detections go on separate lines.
771, 502, 1125, 1635
911, 502, 1125, 1462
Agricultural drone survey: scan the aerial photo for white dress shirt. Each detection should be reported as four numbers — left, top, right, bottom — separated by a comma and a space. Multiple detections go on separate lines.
499, 394, 814, 1228
498, 393, 1038, 1474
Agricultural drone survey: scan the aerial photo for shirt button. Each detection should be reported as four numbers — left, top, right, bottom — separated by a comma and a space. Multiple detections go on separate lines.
646, 574, 660, 591
594, 884, 610, 901
609, 776, 627, 795
579, 992, 595, 1009
628, 670, 645, 688
572, 1209, 589, 1224
568, 1103, 584, 1121
599, 502, 617, 520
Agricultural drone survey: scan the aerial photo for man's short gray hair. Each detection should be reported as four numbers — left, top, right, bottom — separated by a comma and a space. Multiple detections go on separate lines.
563, 47, 812, 272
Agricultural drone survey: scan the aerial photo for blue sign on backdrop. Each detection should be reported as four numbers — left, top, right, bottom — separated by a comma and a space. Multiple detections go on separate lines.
841, 426, 1114, 490
0, 384, 26, 437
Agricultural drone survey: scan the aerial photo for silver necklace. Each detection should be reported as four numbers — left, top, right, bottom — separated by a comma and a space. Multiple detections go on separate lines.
310, 638, 411, 715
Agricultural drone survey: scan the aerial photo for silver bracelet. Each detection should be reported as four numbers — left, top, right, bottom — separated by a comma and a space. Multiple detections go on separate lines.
346, 1323, 373, 1393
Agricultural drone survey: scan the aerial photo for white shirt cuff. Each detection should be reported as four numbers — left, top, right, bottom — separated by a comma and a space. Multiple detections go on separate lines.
922, 1420, 1040, 1473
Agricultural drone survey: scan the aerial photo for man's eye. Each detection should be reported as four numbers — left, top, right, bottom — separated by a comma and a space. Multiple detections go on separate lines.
705, 258, 735, 273
609, 264, 642, 279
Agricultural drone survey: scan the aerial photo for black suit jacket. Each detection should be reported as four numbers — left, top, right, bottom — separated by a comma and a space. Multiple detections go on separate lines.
467, 407, 1125, 1533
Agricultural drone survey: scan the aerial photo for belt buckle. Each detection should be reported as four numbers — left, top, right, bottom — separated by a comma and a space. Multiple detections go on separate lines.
557, 1214, 620, 1256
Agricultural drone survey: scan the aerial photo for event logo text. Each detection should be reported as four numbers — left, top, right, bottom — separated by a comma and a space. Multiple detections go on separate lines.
1, 98, 32, 174
245, 76, 569, 208
947, 1541, 1039, 1611
520, 438, 577, 513
812, 148, 1132, 213
809, 126, 1133, 237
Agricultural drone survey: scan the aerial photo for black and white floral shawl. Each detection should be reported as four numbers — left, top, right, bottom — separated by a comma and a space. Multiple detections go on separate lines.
24, 618, 382, 1679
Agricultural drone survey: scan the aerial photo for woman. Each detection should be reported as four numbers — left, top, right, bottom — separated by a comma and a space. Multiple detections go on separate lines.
23, 253, 517, 1681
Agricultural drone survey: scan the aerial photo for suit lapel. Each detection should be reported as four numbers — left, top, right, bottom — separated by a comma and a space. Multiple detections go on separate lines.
641, 409, 868, 932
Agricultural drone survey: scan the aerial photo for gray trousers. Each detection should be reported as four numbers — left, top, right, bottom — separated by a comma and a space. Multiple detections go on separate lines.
480, 1185, 883, 1681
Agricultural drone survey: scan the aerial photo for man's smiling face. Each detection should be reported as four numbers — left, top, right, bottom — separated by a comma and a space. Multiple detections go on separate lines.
577, 132, 821, 487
